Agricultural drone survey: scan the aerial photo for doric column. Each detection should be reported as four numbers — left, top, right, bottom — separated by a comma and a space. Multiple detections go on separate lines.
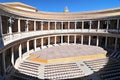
74, 35, 76, 44
68, 21, 70, 30
75, 21, 77, 30
81, 35, 83, 44
0, 15, 3, 36
19, 44, 22, 60
48, 36, 50, 47
41, 37, 43, 49
97, 20, 100, 31
68, 35, 69, 44
41, 21, 43, 31
54, 35, 56, 45
61, 22, 63, 30
105, 36, 108, 48
61, 35, 63, 44
96, 36, 99, 46
2, 51, 6, 77
18, 19, 21, 32
34, 38, 37, 51
11, 47, 14, 66
27, 40, 29, 52
82, 21, 84, 30
115, 37, 117, 50
88, 35, 91, 45
55, 21, 56, 30
34, 20, 36, 31
48, 21, 50, 30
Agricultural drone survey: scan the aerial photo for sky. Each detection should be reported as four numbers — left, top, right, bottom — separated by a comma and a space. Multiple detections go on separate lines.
0, 0, 120, 12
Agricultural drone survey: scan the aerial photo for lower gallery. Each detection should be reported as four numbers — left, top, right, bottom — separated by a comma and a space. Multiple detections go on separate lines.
0, 2, 120, 80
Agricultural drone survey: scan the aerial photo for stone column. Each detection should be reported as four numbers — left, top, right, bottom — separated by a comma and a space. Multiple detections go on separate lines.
75, 21, 77, 30
117, 19, 119, 32
68, 35, 69, 44
74, 35, 76, 44
97, 20, 100, 31
61, 22, 63, 30
55, 21, 56, 30
48, 21, 50, 30
11, 47, 14, 66
41, 37, 43, 49
41, 21, 43, 31
8, 18, 13, 34
82, 21, 84, 30
2, 51, 6, 77
81, 35, 83, 44
88, 35, 91, 45
105, 36, 108, 48
34, 20, 36, 31
106, 20, 110, 30
0, 15, 3, 36
61, 35, 63, 44
19, 44, 22, 60
34, 38, 37, 51
115, 37, 117, 50
68, 21, 70, 30
89, 21, 92, 30
18, 19, 21, 32
54, 35, 56, 45
25, 20, 29, 32
48, 36, 50, 47
96, 36, 99, 46
27, 40, 29, 52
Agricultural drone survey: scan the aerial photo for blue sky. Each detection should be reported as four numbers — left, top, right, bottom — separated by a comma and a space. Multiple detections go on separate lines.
0, 0, 120, 12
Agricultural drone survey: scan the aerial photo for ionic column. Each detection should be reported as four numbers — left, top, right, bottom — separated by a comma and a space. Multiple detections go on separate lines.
106, 20, 110, 30
61, 35, 63, 44
34, 20, 36, 31
54, 35, 56, 45
68, 35, 69, 44
8, 17, 13, 34
48, 36, 50, 47
68, 21, 70, 30
105, 36, 108, 48
96, 36, 99, 46
75, 21, 77, 30
81, 35, 83, 44
48, 21, 50, 30
41, 37, 43, 49
55, 21, 56, 30
82, 21, 84, 30
74, 35, 76, 44
27, 40, 29, 52
11, 47, 14, 66
19, 44, 22, 60
25, 20, 29, 32
41, 21, 43, 31
2, 51, 6, 77
18, 19, 21, 32
88, 35, 91, 45
117, 19, 119, 32
61, 22, 63, 30
115, 37, 117, 50
34, 38, 37, 51
97, 20, 100, 31
0, 16, 3, 37
89, 21, 92, 30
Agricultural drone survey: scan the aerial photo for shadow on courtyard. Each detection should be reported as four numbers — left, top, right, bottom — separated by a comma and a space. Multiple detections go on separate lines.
6, 49, 120, 80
